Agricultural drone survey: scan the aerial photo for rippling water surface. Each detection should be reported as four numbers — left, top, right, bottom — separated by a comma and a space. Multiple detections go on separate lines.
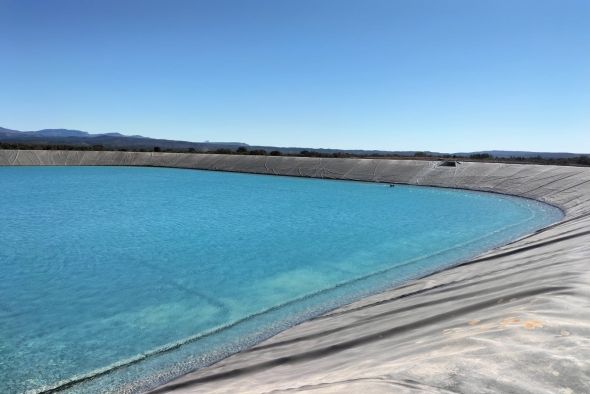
0, 166, 562, 393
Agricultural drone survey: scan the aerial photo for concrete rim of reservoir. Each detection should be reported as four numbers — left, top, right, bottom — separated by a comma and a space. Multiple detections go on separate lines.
1, 150, 589, 393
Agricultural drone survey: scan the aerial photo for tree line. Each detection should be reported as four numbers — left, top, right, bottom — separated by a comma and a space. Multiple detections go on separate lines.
0, 141, 588, 166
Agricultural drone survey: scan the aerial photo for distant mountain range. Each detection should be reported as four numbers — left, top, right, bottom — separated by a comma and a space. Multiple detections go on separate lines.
0, 127, 247, 151
0, 126, 587, 159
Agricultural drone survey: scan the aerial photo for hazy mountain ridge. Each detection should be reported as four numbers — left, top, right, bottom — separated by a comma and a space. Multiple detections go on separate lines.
0, 127, 587, 158
0, 127, 248, 151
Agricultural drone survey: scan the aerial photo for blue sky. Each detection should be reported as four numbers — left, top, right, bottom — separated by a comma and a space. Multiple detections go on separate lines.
1, 0, 589, 152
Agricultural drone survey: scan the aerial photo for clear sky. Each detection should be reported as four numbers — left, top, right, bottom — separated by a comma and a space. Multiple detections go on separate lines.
1, 0, 589, 152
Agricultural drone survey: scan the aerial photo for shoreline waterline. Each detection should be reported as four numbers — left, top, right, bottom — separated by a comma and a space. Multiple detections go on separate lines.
34, 192, 560, 394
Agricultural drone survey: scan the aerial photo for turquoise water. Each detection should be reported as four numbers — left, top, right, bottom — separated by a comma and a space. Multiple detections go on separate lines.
0, 166, 562, 393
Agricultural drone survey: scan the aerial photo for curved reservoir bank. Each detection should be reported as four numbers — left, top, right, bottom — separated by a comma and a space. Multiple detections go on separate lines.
0, 166, 562, 393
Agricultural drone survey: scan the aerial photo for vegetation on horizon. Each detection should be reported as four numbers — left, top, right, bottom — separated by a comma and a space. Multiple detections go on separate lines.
0, 141, 588, 167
